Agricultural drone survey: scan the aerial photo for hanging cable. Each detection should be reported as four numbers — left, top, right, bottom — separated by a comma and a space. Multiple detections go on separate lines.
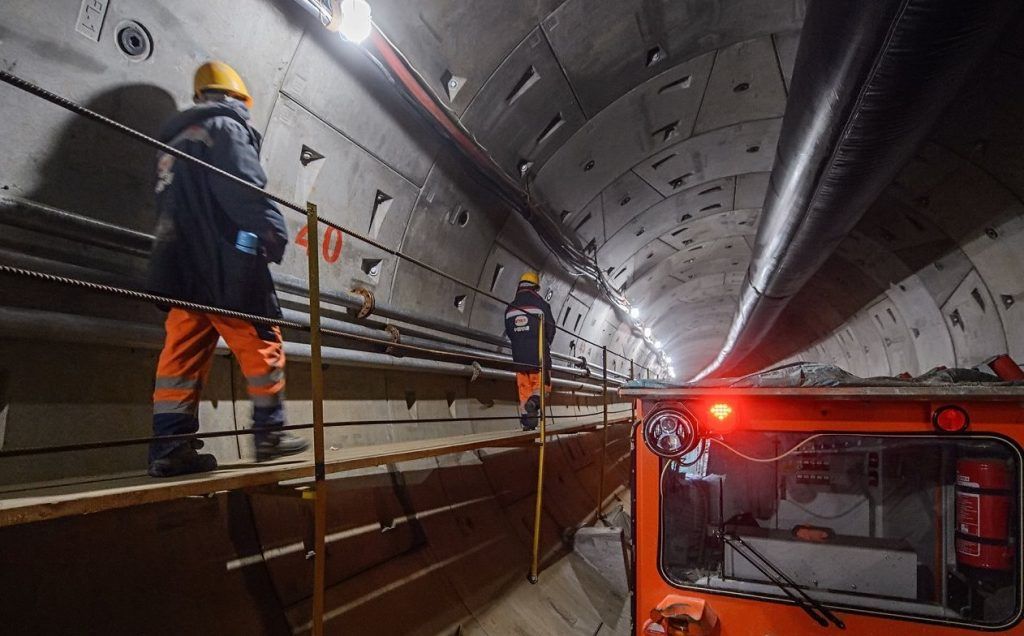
709, 434, 831, 463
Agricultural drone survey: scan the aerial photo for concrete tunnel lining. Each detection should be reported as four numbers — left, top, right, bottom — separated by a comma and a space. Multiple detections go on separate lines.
0, 0, 1023, 633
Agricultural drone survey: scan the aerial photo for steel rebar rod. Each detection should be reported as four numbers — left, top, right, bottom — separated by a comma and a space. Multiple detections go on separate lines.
0, 193, 637, 379
0, 411, 633, 460
0, 304, 607, 393
0, 68, 640, 366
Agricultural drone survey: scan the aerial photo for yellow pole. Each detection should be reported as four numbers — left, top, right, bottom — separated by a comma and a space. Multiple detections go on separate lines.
595, 346, 608, 524
631, 359, 637, 436
528, 318, 546, 583
306, 203, 328, 636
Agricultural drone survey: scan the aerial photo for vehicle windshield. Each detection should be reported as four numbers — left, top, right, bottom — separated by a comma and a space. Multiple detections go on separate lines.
660, 432, 1021, 627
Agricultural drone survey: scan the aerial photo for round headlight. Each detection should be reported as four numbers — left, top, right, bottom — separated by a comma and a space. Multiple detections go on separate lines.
643, 403, 700, 459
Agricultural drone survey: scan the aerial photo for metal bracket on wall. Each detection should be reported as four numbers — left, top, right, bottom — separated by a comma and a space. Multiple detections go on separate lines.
351, 287, 375, 319
384, 325, 402, 357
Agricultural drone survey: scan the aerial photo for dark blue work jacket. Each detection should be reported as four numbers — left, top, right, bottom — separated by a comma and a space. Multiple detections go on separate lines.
147, 99, 287, 318
504, 286, 556, 371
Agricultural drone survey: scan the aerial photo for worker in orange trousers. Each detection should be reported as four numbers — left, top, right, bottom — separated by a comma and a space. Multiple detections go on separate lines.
504, 271, 555, 431
146, 61, 308, 477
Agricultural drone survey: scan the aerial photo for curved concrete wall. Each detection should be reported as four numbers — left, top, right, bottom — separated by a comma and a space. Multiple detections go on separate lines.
749, 35, 1024, 377
0, 0, 639, 482
3, 0, 1024, 632
0, 1, 634, 633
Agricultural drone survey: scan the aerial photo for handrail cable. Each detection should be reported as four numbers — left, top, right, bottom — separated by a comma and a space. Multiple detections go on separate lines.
0, 262, 623, 378
0, 70, 642, 365
0, 411, 634, 459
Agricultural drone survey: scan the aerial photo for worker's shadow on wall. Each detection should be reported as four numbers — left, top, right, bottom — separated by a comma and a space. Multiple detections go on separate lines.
27, 83, 178, 237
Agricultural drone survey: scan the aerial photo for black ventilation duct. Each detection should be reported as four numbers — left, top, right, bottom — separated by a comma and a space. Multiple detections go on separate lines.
695, 0, 1018, 380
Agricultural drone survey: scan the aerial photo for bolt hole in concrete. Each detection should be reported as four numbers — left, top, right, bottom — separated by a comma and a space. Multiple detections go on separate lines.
448, 205, 470, 227
361, 258, 382, 278
646, 45, 666, 67
746, 145, 760, 153
115, 21, 152, 60
583, 159, 595, 172
733, 81, 750, 92
454, 295, 467, 312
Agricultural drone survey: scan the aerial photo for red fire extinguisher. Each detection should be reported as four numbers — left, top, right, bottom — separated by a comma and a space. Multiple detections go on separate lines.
956, 458, 1014, 571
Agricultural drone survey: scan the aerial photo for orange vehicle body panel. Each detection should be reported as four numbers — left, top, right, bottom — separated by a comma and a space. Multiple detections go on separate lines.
632, 392, 1024, 635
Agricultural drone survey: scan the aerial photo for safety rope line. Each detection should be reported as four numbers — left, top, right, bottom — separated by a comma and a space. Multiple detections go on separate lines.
1, 187, 631, 377
0, 262, 627, 384
0, 263, 300, 329
0, 263, 533, 373
318, 325, 557, 374
0, 411, 634, 459
0, 70, 640, 364
2, 260, 614, 378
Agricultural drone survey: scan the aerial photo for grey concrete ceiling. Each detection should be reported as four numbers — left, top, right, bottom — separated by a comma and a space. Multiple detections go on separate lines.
371, 0, 804, 375
369, 0, 1023, 379
3, 0, 1019, 386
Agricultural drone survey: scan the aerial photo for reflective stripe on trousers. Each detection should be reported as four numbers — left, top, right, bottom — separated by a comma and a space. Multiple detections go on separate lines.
151, 308, 286, 460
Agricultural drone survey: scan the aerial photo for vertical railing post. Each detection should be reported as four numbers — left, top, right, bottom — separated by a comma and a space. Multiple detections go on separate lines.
528, 319, 546, 583
306, 203, 328, 636
630, 359, 636, 424
595, 346, 609, 523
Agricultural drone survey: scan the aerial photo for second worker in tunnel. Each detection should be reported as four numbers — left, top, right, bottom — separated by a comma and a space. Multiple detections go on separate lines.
146, 61, 309, 477
504, 272, 555, 431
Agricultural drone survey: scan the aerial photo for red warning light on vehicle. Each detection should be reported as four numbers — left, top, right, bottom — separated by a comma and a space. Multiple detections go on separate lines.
709, 403, 733, 421
933, 405, 970, 433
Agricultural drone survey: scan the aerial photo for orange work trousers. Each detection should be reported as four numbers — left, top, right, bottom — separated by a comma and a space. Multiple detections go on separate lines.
515, 371, 552, 411
151, 308, 285, 460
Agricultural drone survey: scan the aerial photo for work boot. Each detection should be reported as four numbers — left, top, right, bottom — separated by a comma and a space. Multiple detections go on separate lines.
521, 395, 541, 431
256, 430, 310, 461
520, 414, 538, 432
148, 439, 217, 478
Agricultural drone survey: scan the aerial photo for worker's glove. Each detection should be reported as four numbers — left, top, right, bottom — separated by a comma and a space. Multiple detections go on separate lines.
261, 231, 287, 264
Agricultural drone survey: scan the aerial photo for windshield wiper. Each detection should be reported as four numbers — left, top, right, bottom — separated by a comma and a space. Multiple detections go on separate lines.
721, 532, 846, 629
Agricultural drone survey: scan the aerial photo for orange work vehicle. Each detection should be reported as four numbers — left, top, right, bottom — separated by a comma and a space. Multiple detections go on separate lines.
623, 369, 1024, 635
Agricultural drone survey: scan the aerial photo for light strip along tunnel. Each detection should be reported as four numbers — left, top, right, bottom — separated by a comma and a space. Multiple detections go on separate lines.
0, 0, 1022, 634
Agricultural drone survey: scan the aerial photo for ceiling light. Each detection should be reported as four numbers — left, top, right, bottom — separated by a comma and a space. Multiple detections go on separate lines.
655, 340, 663, 349
643, 327, 652, 339
629, 307, 640, 319
337, 0, 372, 43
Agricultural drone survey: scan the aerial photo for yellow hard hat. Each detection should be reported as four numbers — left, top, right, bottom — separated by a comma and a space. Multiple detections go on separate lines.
194, 61, 253, 109
519, 271, 540, 286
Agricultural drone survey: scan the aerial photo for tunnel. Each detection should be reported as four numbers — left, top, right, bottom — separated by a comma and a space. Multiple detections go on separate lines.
0, 0, 1022, 634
